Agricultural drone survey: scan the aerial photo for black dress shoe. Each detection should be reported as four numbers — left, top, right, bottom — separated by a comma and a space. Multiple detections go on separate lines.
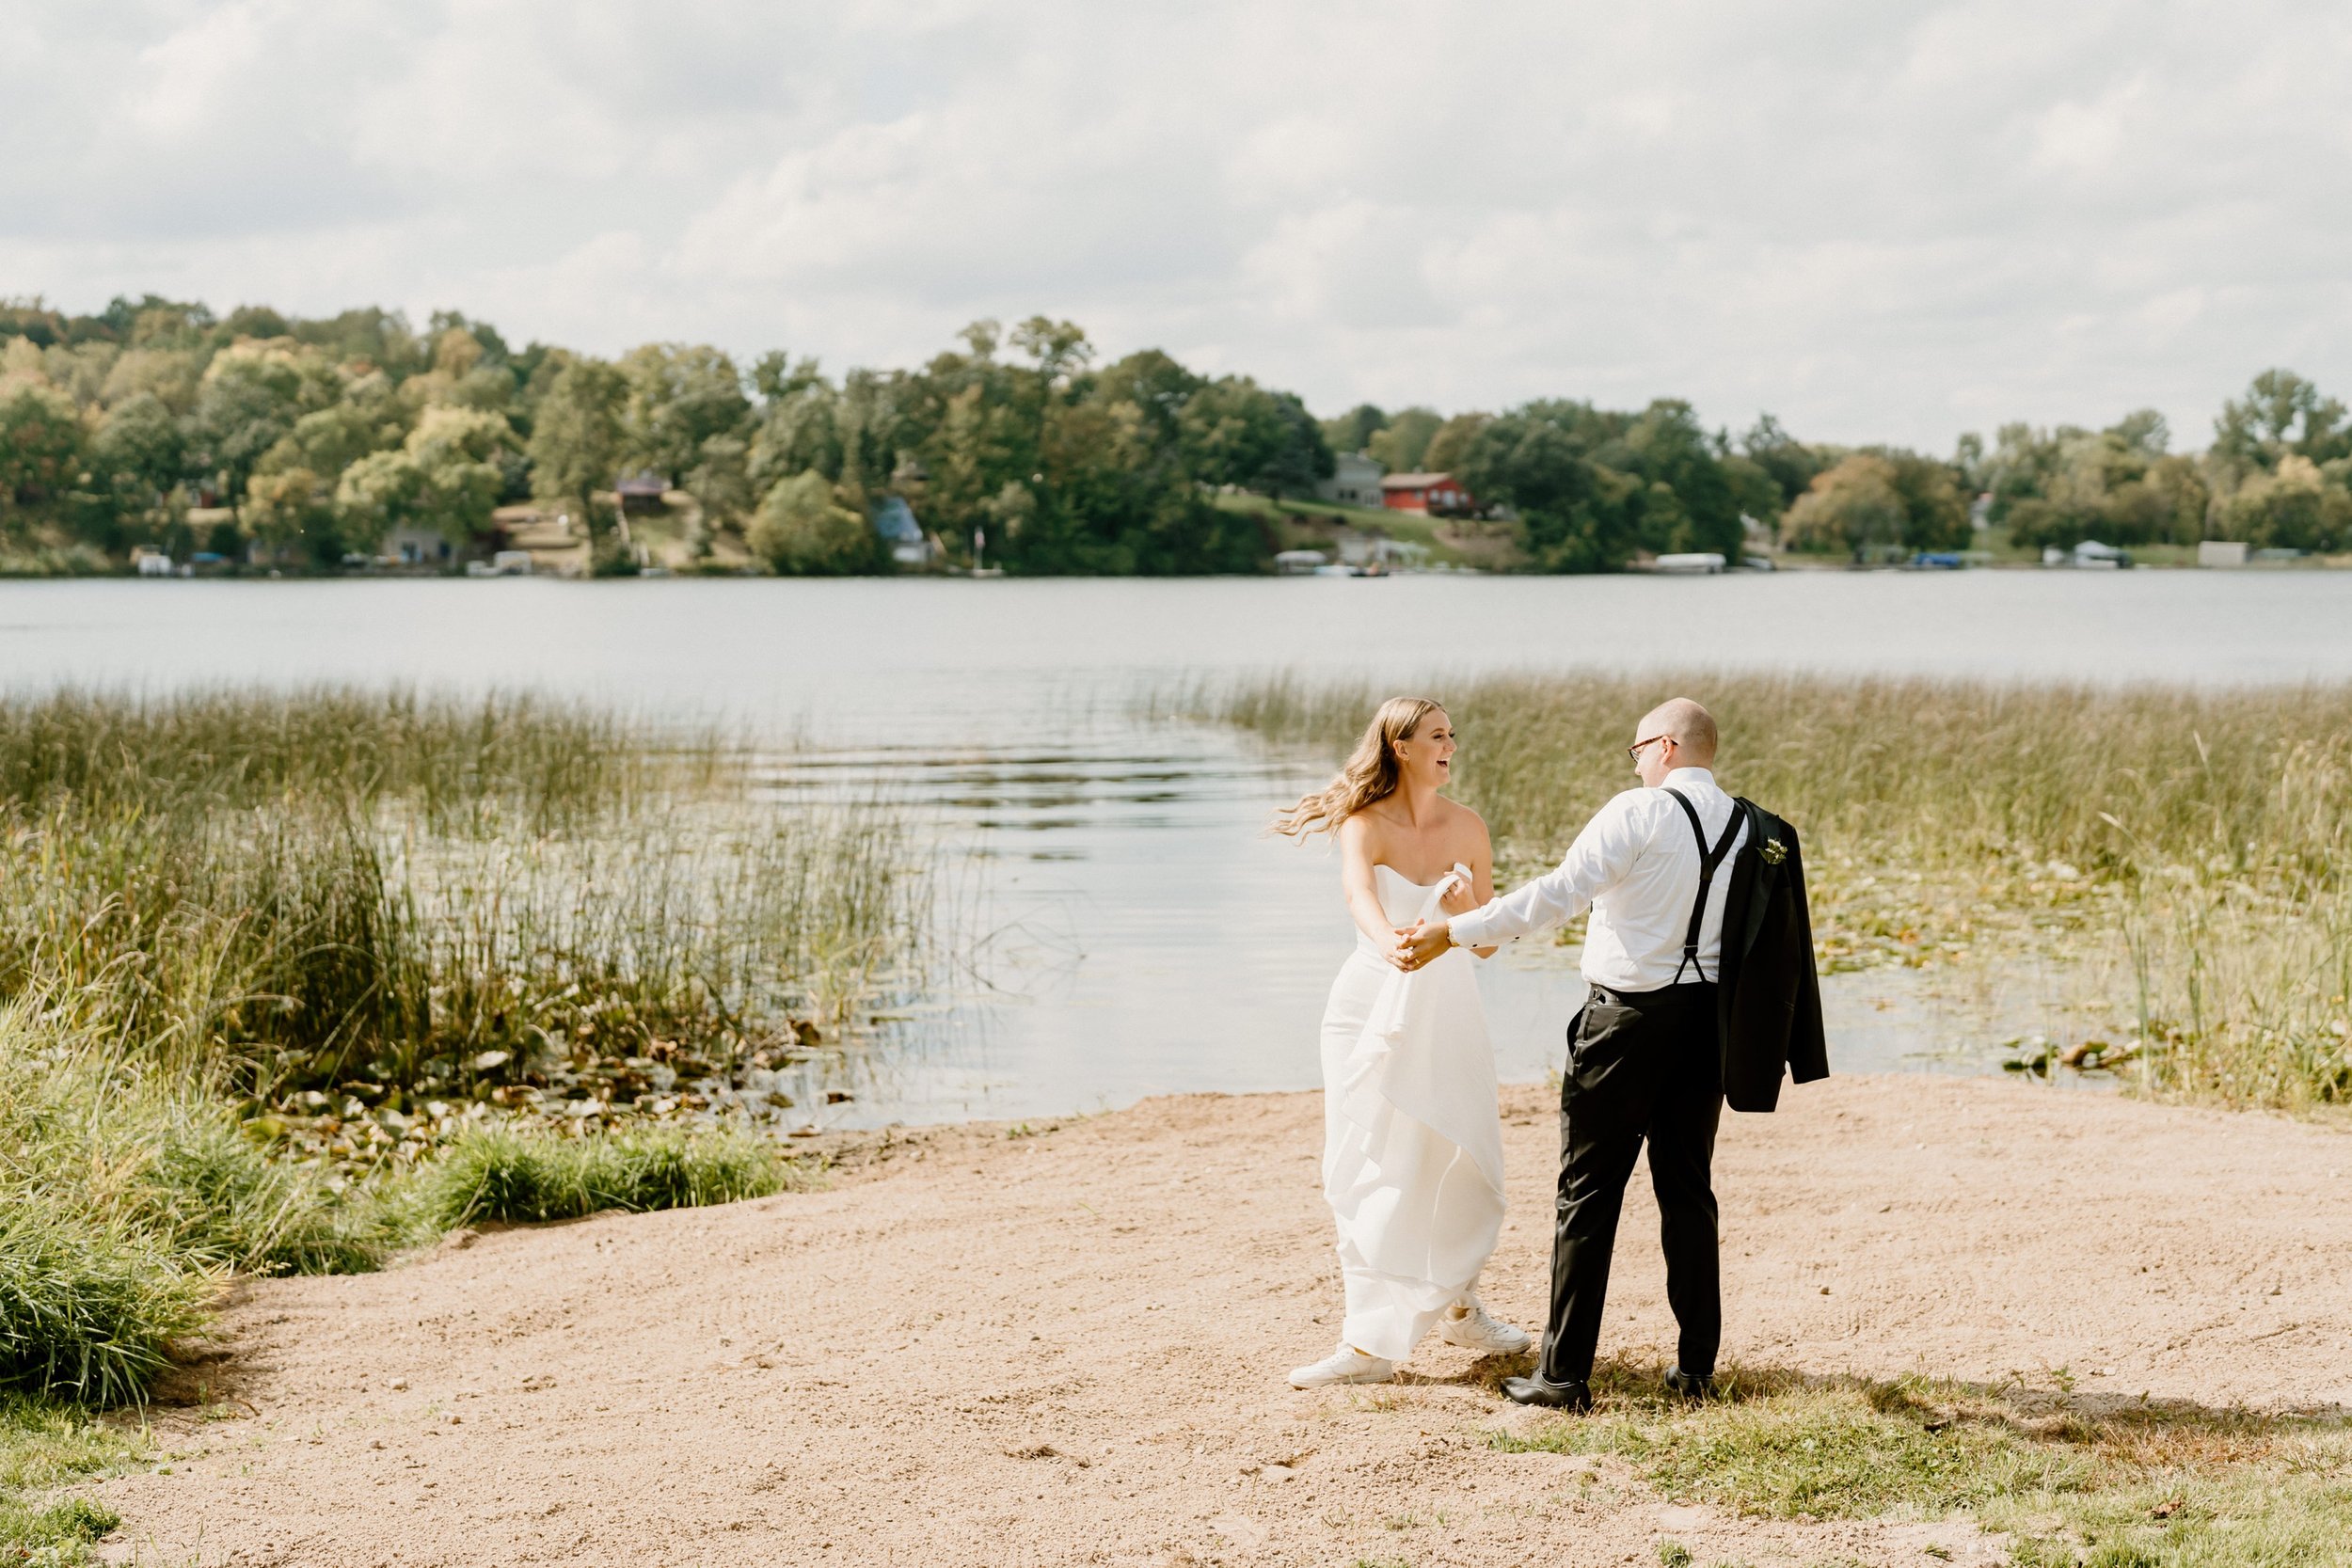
1663, 1365, 1716, 1402
1500, 1375, 1593, 1411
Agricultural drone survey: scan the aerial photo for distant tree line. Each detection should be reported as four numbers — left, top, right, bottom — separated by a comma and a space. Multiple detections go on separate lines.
0, 297, 1332, 576
4, 293, 2346, 575
1322, 371, 2352, 565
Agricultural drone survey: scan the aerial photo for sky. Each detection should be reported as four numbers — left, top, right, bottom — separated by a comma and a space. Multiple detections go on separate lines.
6, 0, 2350, 452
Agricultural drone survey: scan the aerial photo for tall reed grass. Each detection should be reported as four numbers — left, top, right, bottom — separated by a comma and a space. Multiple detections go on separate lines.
0, 687, 925, 1403
1195, 672, 2352, 1110
0, 686, 731, 832
0, 688, 929, 1097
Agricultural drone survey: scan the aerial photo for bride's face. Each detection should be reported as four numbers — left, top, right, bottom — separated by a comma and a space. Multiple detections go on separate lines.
1393, 711, 1456, 791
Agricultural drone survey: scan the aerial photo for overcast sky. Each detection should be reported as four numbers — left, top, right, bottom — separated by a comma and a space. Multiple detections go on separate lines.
7, 1, 2349, 451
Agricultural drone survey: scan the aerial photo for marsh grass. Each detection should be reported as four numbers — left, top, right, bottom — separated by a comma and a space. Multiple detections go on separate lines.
1490, 1361, 2352, 1566
0, 688, 929, 1404
0, 689, 930, 1101
1190, 673, 2352, 1110
0, 685, 735, 832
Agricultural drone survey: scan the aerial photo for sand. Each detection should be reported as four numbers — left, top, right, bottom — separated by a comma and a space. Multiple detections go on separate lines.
95, 1074, 2352, 1567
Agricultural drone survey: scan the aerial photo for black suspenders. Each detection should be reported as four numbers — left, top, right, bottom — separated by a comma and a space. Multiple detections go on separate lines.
1664, 789, 1744, 985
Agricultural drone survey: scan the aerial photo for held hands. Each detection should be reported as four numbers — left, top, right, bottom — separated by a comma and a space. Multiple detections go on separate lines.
1390, 919, 1454, 972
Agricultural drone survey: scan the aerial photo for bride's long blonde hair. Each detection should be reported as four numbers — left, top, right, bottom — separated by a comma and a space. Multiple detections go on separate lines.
1274, 695, 1446, 837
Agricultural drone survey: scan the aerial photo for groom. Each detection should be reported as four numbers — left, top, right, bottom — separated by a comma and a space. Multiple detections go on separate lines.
1393, 698, 1825, 1410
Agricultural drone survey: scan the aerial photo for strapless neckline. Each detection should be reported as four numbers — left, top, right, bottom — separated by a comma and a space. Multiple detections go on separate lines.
1374, 864, 1454, 890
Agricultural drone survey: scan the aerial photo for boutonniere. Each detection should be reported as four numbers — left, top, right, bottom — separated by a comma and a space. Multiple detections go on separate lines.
1760, 838, 1788, 866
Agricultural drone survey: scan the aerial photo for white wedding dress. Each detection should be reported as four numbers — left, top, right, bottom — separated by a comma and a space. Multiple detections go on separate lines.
1316, 863, 1507, 1362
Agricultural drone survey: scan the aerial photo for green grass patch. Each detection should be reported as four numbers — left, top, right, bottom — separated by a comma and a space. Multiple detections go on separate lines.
0, 1394, 145, 1563
1487, 1362, 2352, 1566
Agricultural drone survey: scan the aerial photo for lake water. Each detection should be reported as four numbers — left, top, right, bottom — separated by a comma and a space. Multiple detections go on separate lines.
8, 570, 2350, 1128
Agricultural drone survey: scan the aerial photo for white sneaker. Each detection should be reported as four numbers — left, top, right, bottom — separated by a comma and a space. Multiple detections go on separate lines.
1287, 1344, 1394, 1388
1438, 1299, 1532, 1355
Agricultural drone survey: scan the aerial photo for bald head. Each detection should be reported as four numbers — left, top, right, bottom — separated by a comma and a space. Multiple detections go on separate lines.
1631, 698, 1718, 785
1642, 698, 1718, 764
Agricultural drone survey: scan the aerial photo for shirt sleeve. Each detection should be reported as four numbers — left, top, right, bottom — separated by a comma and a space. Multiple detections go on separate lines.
1448, 792, 1651, 947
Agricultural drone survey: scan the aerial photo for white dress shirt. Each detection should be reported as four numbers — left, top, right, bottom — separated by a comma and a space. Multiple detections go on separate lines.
1447, 767, 1748, 991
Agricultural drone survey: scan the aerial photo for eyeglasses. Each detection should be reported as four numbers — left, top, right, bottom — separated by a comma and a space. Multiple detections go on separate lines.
1627, 735, 1674, 762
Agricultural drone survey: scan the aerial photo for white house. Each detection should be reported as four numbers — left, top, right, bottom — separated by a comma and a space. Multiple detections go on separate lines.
1315, 451, 1386, 509
385, 527, 454, 567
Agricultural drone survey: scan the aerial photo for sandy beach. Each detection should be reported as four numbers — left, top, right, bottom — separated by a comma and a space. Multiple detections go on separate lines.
96, 1074, 2352, 1567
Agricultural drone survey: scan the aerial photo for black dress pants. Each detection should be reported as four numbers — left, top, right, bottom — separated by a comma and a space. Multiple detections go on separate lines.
1538, 981, 1724, 1388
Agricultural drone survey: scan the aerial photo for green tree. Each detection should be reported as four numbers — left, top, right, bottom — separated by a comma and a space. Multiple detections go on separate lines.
0, 379, 84, 514
85, 392, 188, 545
1421, 412, 1491, 479
89, 392, 185, 499
1179, 377, 1332, 498
687, 435, 755, 530
1367, 407, 1441, 472
749, 470, 879, 575
1782, 454, 1908, 558
2213, 370, 2350, 481
191, 340, 336, 504
528, 357, 628, 531
1320, 403, 1388, 455
404, 406, 511, 544
1740, 414, 1831, 510
242, 467, 339, 562
2219, 454, 2352, 552
1454, 403, 1642, 570
331, 408, 510, 554
101, 348, 204, 413
1872, 449, 1971, 552
259, 396, 402, 481
1614, 402, 1741, 556
333, 450, 425, 553
622, 344, 752, 484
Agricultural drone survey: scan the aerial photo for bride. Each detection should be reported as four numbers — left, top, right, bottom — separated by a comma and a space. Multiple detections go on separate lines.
1276, 696, 1530, 1387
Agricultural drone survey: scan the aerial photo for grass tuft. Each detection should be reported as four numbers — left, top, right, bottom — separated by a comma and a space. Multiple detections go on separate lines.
0, 1203, 209, 1406
0, 1393, 145, 1563
417, 1124, 801, 1228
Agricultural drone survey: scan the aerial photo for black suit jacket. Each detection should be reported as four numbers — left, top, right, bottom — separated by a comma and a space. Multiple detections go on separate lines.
1713, 800, 1828, 1112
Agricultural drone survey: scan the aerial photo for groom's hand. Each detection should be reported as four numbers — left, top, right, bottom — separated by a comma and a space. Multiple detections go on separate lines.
1391, 919, 1454, 972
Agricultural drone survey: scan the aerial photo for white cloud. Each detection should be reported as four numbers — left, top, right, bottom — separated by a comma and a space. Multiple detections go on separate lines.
5, 0, 2351, 449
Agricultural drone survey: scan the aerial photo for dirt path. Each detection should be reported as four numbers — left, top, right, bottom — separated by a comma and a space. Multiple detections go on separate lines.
99, 1076, 2352, 1567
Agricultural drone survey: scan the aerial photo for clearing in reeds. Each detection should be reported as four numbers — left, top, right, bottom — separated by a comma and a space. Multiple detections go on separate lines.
1188, 672, 2352, 1112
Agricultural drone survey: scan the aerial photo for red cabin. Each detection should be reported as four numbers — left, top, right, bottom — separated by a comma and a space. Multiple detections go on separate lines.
1380, 472, 1475, 517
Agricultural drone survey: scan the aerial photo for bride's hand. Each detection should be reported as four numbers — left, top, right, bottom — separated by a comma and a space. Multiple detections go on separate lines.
1438, 876, 1478, 917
